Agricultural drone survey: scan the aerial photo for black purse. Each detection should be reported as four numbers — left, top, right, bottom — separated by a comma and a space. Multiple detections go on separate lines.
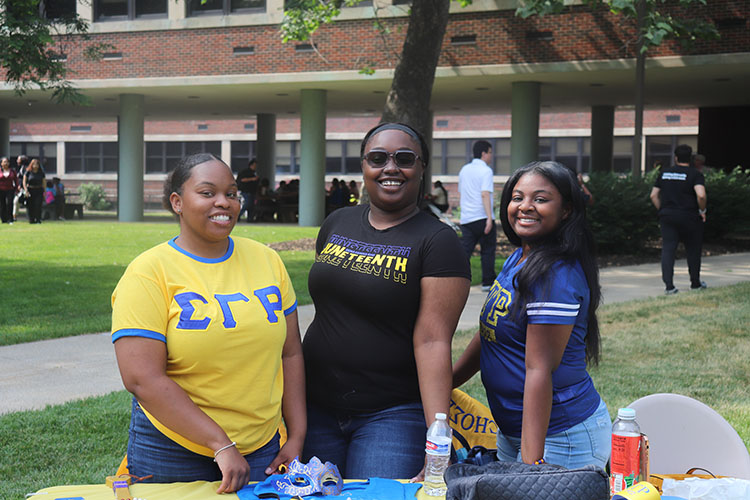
445, 460, 609, 500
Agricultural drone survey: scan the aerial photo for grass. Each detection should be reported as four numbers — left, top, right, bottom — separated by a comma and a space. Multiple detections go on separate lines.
454, 282, 750, 440
2, 282, 749, 499
0, 218, 485, 346
0, 220, 318, 345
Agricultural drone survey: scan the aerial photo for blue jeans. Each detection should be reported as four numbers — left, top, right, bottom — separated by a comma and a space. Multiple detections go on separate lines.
495, 398, 611, 469
127, 398, 279, 482
302, 402, 427, 479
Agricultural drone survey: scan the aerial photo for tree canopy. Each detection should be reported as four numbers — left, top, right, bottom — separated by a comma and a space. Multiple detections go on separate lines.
0, 0, 99, 104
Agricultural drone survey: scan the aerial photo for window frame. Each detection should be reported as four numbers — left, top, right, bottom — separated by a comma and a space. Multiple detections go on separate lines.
94, 0, 168, 22
187, 0, 265, 17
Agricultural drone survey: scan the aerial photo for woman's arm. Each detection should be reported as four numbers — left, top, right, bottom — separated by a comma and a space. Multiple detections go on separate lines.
520, 323, 573, 464
414, 276, 470, 427
114, 337, 250, 493
411, 276, 470, 481
452, 330, 482, 388
265, 310, 307, 475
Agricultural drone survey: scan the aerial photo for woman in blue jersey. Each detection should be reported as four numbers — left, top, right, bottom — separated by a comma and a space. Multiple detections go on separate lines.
453, 161, 610, 469
111, 153, 306, 493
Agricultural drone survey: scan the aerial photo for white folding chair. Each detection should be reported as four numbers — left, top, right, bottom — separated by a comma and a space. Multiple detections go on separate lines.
628, 393, 750, 479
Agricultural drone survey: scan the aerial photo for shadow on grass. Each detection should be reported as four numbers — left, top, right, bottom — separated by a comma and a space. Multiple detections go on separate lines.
1, 261, 125, 346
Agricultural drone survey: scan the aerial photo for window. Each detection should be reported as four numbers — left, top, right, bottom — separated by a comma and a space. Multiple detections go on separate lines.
188, 0, 264, 16
95, 0, 167, 21
493, 139, 511, 175
445, 139, 469, 175
42, 0, 77, 20
645, 135, 697, 171
326, 141, 344, 174
65, 142, 118, 173
276, 141, 300, 175
145, 142, 220, 173
10, 142, 58, 174
612, 137, 633, 173
344, 142, 361, 174
231, 141, 255, 173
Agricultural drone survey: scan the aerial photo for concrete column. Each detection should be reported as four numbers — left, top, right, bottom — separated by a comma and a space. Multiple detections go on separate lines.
118, 94, 145, 222
298, 90, 326, 227
590, 105, 614, 173
0, 118, 9, 158
256, 113, 277, 187
56, 141, 66, 175
510, 82, 540, 171
220, 140, 231, 165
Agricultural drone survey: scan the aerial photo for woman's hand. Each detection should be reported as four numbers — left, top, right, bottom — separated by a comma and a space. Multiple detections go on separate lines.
410, 464, 426, 483
214, 446, 251, 494
265, 435, 303, 475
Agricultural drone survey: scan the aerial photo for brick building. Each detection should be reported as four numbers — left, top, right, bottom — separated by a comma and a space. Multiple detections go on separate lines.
1, 0, 748, 223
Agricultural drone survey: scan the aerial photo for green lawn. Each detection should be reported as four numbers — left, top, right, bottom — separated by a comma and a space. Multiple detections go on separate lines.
3, 282, 749, 499
0, 219, 485, 346
0, 220, 319, 345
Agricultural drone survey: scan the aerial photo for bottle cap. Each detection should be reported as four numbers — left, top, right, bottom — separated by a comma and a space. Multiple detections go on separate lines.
617, 407, 636, 420
435, 412, 447, 420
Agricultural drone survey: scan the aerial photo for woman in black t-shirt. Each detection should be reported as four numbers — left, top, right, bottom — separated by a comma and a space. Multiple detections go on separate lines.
302, 123, 471, 480
23, 159, 46, 224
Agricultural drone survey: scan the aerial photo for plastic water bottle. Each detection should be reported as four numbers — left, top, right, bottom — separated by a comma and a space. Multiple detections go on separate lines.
610, 407, 642, 496
423, 412, 452, 496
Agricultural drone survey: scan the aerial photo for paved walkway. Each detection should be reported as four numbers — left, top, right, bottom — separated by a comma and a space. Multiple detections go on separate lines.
2, 252, 748, 415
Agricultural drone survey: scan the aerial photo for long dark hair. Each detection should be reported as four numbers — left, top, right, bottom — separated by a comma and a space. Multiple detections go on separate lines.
499, 161, 601, 365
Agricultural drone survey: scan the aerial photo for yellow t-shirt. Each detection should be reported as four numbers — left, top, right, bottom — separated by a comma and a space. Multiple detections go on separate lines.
111, 236, 297, 456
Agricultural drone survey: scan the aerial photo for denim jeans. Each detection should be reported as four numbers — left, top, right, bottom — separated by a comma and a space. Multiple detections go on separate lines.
127, 398, 279, 482
495, 398, 611, 470
302, 401, 427, 479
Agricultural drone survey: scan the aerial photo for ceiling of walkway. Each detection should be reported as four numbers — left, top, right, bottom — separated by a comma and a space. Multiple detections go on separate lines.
2, 53, 749, 121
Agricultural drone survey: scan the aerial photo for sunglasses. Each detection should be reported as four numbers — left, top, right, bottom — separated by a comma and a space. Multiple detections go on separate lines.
363, 150, 421, 169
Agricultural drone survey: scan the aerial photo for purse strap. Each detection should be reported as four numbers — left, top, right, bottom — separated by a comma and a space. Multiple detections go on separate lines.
685, 467, 716, 477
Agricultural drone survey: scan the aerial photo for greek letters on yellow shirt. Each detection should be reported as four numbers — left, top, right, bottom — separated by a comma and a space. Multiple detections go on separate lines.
111, 236, 297, 456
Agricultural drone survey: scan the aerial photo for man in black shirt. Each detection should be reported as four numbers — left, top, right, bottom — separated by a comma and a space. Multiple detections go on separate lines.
650, 144, 708, 294
236, 158, 259, 223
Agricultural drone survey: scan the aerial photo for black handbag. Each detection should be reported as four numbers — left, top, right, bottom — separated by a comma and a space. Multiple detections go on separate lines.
445, 460, 609, 500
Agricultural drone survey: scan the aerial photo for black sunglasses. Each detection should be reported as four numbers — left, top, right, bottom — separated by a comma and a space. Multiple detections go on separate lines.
363, 150, 421, 169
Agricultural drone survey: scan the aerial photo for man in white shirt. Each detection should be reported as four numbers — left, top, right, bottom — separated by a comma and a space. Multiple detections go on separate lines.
458, 140, 496, 292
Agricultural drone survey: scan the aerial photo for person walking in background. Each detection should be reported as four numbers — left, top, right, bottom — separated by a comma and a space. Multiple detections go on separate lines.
236, 158, 259, 223
23, 158, 45, 224
12, 155, 29, 222
0, 157, 20, 224
53, 177, 66, 220
302, 123, 470, 480
453, 161, 610, 470
650, 144, 707, 294
429, 180, 450, 213
458, 140, 496, 292
111, 153, 305, 492
691, 153, 710, 174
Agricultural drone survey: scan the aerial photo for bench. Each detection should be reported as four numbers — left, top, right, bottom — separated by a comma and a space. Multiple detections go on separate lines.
40, 202, 84, 220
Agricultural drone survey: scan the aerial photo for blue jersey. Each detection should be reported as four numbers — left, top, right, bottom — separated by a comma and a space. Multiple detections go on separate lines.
479, 248, 601, 437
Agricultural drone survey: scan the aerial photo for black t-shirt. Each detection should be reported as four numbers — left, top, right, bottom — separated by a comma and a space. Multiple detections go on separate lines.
654, 165, 704, 217
304, 205, 470, 413
236, 168, 258, 193
24, 168, 46, 189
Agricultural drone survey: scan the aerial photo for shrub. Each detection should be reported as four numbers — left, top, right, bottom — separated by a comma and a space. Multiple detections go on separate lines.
78, 183, 111, 210
585, 172, 660, 254
704, 167, 750, 239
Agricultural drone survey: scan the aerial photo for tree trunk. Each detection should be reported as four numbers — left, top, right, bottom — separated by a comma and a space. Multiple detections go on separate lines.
381, 0, 450, 137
